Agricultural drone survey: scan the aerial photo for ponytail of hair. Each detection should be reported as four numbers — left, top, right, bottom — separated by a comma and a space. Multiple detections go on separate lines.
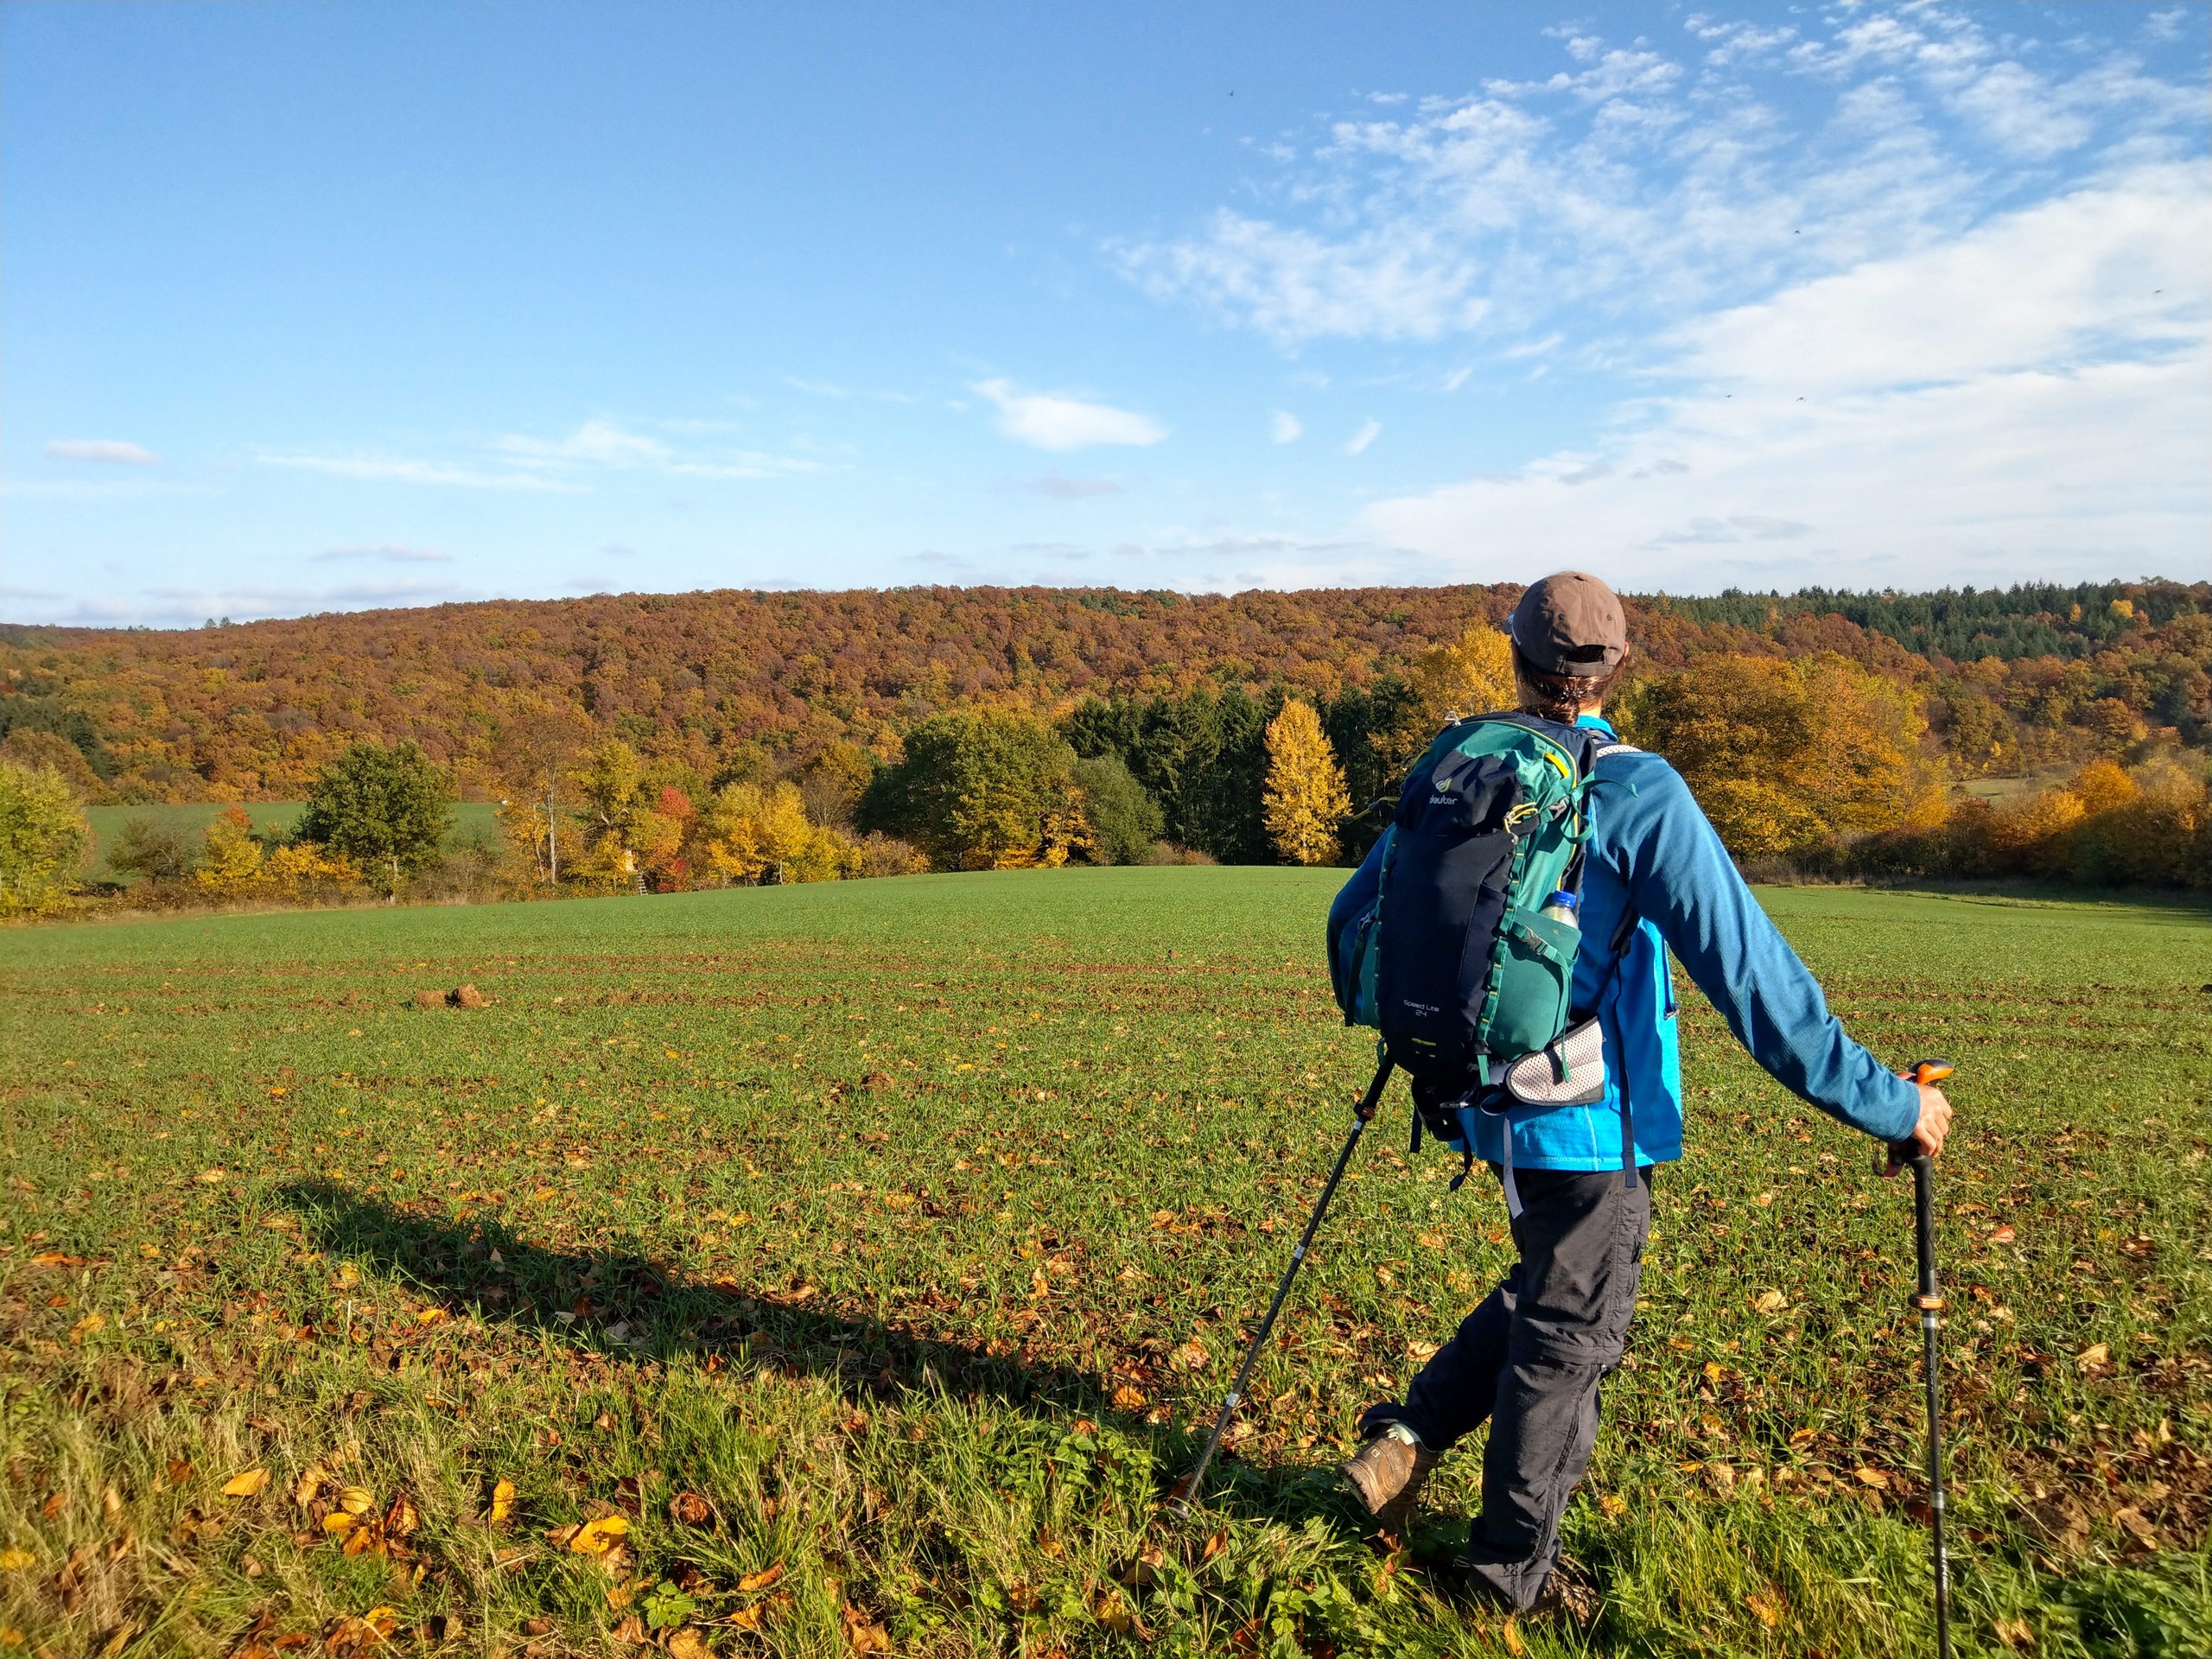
1511, 643, 1624, 723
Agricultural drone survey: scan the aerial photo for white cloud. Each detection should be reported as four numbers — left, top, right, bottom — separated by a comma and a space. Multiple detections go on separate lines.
973, 378, 1167, 450
1033, 475, 1122, 499
1268, 410, 1304, 443
45, 438, 158, 465
1361, 169, 2211, 589
1345, 418, 1382, 455
1114, 6, 2205, 348
311, 544, 453, 563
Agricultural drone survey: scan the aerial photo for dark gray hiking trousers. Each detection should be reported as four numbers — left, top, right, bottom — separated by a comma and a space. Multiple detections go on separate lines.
1396, 1163, 1653, 1611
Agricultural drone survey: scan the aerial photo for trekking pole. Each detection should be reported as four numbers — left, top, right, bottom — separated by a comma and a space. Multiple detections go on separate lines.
1169, 1056, 1395, 1517
1890, 1058, 1955, 1659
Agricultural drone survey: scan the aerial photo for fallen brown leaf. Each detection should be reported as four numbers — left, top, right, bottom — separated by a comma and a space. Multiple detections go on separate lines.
736, 1562, 785, 1593
842, 1605, 890, 1653
668, 1490, 715, 1527
222, 1469, 271, 1498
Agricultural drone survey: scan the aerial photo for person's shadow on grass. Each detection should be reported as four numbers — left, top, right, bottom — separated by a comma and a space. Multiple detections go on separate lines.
273, 1180, 1360, 1531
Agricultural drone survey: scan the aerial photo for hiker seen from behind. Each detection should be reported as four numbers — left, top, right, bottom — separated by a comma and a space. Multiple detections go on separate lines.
1324, 570, 1955, 1615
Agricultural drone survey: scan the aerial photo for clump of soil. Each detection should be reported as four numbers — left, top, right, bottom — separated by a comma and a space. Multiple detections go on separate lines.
414, 984, 492, 1009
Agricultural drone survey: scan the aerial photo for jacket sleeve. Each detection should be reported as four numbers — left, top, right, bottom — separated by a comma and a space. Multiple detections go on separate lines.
1599, 756, 1919, 1143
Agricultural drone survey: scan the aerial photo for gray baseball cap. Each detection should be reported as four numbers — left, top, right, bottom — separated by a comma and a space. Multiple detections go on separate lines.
1508, 571, 1628, 675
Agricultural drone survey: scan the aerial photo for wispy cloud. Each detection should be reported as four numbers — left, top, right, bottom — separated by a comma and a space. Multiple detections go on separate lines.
45, 438, 159, 465
258, 420, 824, 491
1115, 6, 2206, 348
785, 377, 919, 404
1344, 418, 1382, 455
311, 543, 454, 564
1268, 410, 1304, 443
258, 453, 581, 491
493, 419, 823, 480
974, 379, 1167, 451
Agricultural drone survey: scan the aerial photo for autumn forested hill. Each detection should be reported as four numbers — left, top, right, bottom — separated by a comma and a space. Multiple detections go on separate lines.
3, 579, 2207, 804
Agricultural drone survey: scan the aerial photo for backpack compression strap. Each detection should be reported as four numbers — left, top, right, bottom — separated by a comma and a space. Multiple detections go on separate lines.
1594, 741, 1643, 1189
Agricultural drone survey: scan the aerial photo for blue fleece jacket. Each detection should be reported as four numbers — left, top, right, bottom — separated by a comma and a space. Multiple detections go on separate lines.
1328, 715, 1920, 1169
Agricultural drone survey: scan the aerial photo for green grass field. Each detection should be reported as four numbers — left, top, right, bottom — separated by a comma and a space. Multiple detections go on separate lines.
79, 804, 503, 882
3, 871, 2207, 1657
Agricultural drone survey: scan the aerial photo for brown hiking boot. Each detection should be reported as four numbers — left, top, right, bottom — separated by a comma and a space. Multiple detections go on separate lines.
1338, 1422, 1438, 1533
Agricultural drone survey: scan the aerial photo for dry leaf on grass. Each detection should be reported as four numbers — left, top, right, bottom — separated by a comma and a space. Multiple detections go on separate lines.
668, 1490, 714, 1527
488, 1478, 515, 1523
665, 1630, 713, 1659
1752, 1290, 1787, 1313
0, 1548, 35, 1571
566, 1515, 629, 1554
2077, 1343, 2110, 1369
1501, 1616, 1525, 1656
295, 1464, 328, 1508
1747, 1587, 1784, 1629
1854, 1466, 1890, 1491
736, 1562, 784, 1593
223, 1469, 271, 1497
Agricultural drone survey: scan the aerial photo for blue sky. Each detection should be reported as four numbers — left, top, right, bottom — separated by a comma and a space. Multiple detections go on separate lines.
4, 1, 2206, 626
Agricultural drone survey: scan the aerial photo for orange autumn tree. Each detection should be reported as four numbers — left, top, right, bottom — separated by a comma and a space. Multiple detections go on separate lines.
1623, 653, 1937, 861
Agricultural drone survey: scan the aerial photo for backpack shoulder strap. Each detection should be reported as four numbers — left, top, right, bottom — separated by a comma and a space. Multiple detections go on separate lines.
1592, 741, 1641, 760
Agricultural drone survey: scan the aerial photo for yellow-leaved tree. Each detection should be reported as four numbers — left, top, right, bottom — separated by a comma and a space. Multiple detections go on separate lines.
1365, 624, 1521, 787
695, 780, 859, 884
1410, 625, 1518, 728
1262, 699, 1351, 866
195, 806, 265, 893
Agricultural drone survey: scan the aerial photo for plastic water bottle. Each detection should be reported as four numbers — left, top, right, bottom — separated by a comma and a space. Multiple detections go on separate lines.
1541, 888, 1580, 931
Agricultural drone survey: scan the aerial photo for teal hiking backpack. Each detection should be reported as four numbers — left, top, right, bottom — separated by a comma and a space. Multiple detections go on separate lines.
1331, 712, 1629, 1192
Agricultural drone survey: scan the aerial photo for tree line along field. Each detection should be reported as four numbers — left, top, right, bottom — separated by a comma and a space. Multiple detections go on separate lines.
3, 581, 2205, 808
1, 871, 2206, 1657
77, 805, 504, 885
